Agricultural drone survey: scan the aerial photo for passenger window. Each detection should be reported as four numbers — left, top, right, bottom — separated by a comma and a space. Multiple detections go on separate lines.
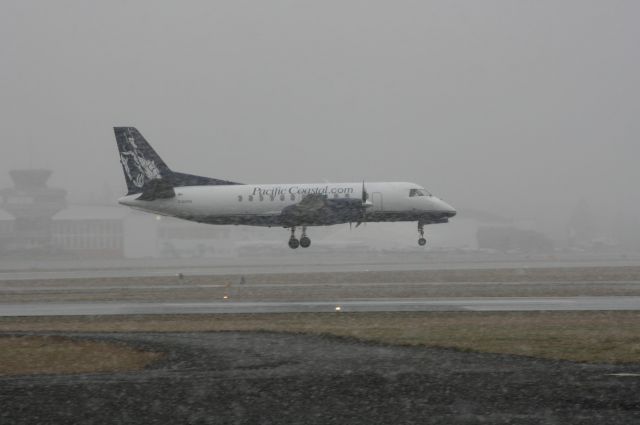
270, 195, 275, 201
248, 195, 253, 202
238, 195, 243, 202
290, 194, 296, 201
280, 194, 285, 201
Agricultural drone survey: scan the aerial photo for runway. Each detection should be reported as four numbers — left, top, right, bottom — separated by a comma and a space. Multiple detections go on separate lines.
2, 296, 640, 316
2, 257, 638, 281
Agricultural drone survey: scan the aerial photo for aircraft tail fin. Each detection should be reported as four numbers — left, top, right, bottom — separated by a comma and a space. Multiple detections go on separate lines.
114, 127, 174, 196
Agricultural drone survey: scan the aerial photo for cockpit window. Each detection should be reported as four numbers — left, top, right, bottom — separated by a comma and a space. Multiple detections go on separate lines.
409, 188, 430, 197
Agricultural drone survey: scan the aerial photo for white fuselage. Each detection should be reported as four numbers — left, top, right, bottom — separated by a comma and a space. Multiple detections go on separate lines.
119, 181, 456, 227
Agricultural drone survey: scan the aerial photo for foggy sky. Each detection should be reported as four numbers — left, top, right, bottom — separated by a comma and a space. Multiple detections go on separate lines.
1, 1, 639, 234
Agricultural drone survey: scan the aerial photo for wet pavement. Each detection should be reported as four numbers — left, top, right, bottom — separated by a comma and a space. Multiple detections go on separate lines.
1, 331, 639, 424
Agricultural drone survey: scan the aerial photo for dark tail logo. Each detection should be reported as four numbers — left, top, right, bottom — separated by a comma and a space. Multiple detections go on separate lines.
114, 127, 172, 195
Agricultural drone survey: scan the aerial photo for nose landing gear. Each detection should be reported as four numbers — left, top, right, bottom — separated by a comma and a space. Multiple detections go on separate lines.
288, 226, 311, 249
418, 222, 427, 246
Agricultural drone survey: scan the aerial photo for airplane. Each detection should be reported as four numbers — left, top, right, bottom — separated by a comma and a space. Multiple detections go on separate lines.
114, 127, 456, 249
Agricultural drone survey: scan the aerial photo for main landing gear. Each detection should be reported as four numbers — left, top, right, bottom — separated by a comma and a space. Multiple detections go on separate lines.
288, 226, 311, 249
418, 222, 427, 246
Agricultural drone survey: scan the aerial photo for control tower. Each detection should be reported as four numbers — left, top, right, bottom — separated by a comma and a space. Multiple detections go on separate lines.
0, 169, 67, 251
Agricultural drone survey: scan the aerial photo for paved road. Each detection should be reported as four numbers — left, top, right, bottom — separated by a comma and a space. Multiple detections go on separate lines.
3, 281, 637, 293
2, 296, 640, 316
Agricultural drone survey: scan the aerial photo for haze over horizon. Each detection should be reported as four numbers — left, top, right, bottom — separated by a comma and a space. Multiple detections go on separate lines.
2, 1, 638, 240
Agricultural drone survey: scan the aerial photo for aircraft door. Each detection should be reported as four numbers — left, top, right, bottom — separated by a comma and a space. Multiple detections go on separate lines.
371, 192, 383, 211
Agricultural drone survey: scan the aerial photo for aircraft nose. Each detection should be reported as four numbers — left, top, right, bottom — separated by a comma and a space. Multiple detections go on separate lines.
437, 199, 457, 218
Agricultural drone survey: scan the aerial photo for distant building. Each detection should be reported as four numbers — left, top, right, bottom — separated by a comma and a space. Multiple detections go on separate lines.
567, 198, 596, 248
0, 169, 241, 258
477, 226, 554, 253
156, 218, 237, 258
51, 205, 128, 258
0, 169, 66, 252
0, 209, 14, 251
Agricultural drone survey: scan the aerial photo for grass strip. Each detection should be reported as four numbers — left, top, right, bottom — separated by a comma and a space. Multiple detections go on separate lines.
1, 311, 639, 364
0, 335, 162, 376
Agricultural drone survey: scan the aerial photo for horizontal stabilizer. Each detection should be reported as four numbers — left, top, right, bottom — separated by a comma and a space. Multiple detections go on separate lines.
171, 172, 241, 187
136, 178, 176, 201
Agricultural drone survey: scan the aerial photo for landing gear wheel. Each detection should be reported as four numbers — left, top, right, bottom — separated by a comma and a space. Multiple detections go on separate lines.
417, 222, 426, 247
300, 236, 311, 248
289, 238, 300, 249
287, 227, 300, 249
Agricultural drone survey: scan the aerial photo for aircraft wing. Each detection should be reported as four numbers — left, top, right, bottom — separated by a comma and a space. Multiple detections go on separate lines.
280, 194, 363, 226
293, 194, 328, 210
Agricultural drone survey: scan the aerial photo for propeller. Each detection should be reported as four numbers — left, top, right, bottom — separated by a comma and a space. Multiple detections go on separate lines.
362, 181, 368, 204
356, 181, 372, 227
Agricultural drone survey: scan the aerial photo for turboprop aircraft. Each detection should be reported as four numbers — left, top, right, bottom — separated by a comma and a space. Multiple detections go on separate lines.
114, 127, 456, 249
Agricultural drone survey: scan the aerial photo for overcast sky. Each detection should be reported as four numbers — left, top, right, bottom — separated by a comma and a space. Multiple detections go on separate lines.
1, 1, 638, 233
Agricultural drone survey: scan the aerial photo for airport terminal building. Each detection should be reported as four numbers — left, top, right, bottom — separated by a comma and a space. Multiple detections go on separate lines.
0, 169, 239, 259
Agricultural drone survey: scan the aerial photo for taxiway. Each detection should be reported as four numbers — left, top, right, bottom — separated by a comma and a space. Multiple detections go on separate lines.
2, 296, 640, 316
